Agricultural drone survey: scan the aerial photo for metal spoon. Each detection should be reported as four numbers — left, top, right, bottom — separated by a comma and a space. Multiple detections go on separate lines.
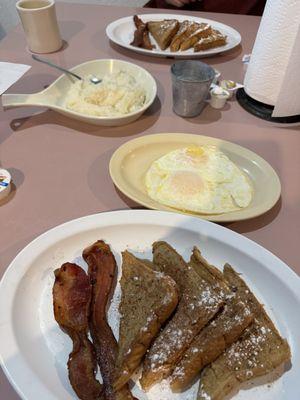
32, 54, 102, 84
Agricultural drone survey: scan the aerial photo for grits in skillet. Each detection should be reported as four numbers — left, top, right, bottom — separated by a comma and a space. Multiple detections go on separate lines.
65, 71, 146, 117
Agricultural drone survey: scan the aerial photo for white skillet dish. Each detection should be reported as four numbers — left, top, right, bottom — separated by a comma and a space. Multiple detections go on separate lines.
2, 59, 157, 127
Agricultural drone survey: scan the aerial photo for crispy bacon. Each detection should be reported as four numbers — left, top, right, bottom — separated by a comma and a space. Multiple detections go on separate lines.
53, 262, 104, 400
130, 15, 154, 50
83, 241, 136, 400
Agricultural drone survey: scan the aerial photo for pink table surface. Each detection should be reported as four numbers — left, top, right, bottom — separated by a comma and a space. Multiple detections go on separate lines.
1, 3, 300, 399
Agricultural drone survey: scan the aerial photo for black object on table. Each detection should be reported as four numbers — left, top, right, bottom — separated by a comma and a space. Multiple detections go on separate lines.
236, 88, 300, 124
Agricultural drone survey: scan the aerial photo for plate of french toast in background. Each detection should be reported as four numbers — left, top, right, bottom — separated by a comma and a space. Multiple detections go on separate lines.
0, 211, 298, 400
106, 14, 241, 58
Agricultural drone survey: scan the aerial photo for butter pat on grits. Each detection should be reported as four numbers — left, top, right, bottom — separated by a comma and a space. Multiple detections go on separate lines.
145, 146, 253, 214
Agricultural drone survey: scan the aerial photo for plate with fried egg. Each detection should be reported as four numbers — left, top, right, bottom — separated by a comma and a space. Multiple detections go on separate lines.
109, 133, 281, 222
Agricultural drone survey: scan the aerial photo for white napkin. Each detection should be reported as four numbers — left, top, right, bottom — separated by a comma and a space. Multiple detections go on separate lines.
272, 25, 300, 117
0, 62, 31, 95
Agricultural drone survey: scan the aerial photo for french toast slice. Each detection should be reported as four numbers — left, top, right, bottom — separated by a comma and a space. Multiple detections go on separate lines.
140, 242, 224, 390
114, 251, 179, 390
147, 19, 180, 50
170, 248, 254, 392
170, 21, 200, 52
193, 30, 227, 52
170, 300, 253, 391
198, 264, 291, 400
189, 247, 228, 294
180, 23, 212, 51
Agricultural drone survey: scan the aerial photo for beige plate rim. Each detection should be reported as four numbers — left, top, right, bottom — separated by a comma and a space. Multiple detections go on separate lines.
109, 133, 281, 223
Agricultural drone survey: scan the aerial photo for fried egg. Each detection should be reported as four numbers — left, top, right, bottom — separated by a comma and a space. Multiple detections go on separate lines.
145, 146, 253, 214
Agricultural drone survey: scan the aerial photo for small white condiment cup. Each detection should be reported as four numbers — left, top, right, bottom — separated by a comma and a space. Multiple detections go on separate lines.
0, 169, 11, 202
209, 86, 230, 109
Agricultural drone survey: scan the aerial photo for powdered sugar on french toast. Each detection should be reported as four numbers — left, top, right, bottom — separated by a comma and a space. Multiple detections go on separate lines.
107, 252, 285, 400
226, 323, 272, 370
108, 277, 122, 340
134, 375, 199, 400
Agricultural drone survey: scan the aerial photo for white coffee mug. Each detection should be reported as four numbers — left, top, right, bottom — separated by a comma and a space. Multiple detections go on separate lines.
16, 0, 62, 53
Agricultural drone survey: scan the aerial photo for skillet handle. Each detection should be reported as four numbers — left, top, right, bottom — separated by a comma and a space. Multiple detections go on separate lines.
2, 93, 46, 109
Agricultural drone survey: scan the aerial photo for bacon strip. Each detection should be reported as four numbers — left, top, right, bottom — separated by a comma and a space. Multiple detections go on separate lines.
83, 241, 136, 400
130, 15, 154, 50
53, 262, 103, 400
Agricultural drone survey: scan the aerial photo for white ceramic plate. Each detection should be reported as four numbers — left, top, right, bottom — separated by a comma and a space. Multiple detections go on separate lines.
2, 59, 157, 127
0, 210, 299, 400
106, 14, 241, 58
109, 133, 281, 222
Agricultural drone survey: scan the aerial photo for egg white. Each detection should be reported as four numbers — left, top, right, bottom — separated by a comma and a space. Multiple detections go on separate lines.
145, 146, 253, 214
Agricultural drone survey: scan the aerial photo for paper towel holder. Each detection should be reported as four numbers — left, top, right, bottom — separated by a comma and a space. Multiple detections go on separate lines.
236, 88, 300, 124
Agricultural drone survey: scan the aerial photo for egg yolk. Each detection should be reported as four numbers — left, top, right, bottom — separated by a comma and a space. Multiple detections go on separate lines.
165, 171, 205, 196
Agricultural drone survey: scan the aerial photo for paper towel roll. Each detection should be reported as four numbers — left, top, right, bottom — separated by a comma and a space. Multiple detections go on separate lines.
244, 0, 300, 117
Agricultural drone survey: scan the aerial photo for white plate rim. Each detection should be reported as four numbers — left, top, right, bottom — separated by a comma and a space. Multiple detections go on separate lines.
106, 13, 242, 58
0, 209, 299, 400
